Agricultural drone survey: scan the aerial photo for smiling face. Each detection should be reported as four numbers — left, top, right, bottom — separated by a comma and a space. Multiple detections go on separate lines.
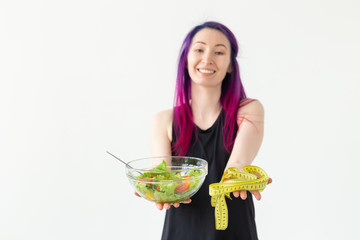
187, 28, 232, 88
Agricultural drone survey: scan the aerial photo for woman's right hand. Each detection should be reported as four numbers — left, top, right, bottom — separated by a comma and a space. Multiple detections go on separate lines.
134, 192, 191, 210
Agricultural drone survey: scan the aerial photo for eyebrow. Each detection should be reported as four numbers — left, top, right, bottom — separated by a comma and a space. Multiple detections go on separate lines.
194, 41, 228, 49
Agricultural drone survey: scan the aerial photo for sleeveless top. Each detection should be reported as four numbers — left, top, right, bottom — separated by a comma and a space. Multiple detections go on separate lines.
161, 109, 258, 240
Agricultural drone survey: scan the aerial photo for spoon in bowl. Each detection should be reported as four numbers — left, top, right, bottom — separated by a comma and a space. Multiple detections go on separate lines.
106, 151, 145, 177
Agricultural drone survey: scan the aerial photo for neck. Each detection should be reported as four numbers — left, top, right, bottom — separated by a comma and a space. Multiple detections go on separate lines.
190, 83, 222, 128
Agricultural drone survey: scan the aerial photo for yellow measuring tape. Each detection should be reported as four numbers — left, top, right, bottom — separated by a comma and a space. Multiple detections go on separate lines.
209, 166, 269, 230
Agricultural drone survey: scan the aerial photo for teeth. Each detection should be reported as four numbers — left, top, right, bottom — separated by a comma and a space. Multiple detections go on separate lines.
198, 68, 215, 74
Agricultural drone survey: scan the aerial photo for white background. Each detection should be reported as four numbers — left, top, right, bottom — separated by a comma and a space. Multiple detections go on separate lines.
1, 0, 359, 239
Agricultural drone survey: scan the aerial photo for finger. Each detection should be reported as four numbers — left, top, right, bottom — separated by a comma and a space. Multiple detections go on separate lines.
164, 203, 171, 210
250, 191, 261, 201
180, 199, 192, 204
156, 202, 164, 211
240, 190, 247, 200
233, 191, 240, 198
173, 202, 180, 208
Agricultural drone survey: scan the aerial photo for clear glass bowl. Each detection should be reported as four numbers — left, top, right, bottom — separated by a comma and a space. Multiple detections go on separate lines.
126, 156, 208, 203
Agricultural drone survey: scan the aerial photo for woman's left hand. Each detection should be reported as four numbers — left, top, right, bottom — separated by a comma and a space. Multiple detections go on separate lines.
232, 177, 272, 200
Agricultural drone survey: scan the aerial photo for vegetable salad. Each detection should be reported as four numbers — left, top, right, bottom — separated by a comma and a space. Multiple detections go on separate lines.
133, 160, 204, 203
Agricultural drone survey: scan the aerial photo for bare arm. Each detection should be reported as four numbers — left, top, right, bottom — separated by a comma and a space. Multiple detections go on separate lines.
148, 109, 191, 210
225, 100, 271, 200
226, 100, 264, 170
150, 109, 172, 158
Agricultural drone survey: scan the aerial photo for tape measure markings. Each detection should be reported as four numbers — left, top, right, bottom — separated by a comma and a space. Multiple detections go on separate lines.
209, 166, 269, 230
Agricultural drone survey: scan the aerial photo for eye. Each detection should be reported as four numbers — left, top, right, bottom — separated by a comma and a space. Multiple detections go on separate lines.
195, 48, 204, 53
215, 51, 224, 55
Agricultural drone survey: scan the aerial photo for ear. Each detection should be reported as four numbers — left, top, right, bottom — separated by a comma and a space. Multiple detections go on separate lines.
227, 64, 232, 73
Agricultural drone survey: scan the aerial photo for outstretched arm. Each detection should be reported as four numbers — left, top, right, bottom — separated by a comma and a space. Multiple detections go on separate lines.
148, 109, 191, 210
225, 99, 271, 200
150, 109, 172, 158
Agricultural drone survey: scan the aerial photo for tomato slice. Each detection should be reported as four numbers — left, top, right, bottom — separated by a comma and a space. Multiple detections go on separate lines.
175, 182, 190, 193
139, 177, 152, 186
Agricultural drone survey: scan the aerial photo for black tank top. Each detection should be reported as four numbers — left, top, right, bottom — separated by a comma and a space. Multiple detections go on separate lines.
161, 109, 258, 240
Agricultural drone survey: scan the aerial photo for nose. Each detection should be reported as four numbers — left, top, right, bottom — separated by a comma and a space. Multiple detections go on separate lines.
201, 51, 213, 64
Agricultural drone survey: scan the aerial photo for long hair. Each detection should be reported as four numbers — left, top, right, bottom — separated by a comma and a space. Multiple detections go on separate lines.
172, 21, 247, 156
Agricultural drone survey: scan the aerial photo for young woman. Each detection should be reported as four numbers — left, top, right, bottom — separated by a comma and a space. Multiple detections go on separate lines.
149, 21, 271, 240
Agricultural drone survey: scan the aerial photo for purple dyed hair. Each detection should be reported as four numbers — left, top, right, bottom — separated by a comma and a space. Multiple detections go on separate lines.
172, 21, 247, 156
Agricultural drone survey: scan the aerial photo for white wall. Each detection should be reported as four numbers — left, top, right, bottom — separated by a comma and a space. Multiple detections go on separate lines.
1, 0, 359, 239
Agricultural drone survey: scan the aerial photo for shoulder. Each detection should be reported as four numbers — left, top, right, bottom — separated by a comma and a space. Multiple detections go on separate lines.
151, 109, 173, 125
236, 99, 264, 127
150, 108, 173, 140
238, 98, 264, 116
